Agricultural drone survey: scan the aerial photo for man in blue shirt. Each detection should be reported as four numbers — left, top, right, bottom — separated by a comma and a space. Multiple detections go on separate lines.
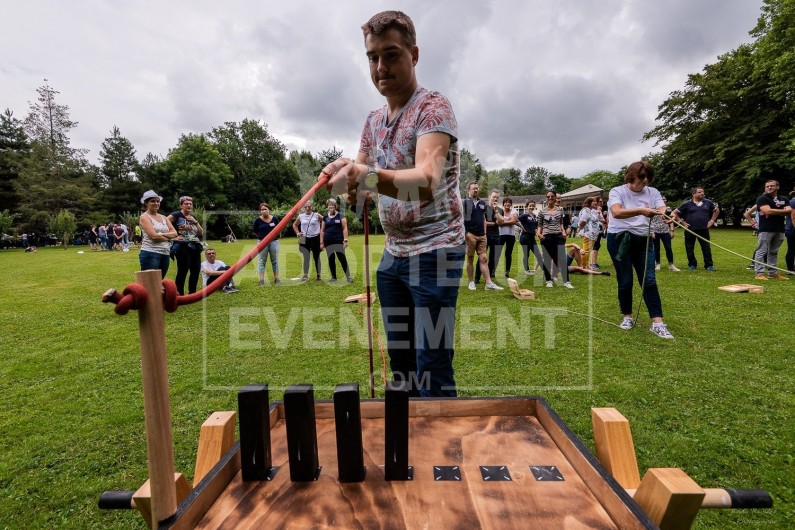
463, 181, 502, 291
672, 186, 719, 271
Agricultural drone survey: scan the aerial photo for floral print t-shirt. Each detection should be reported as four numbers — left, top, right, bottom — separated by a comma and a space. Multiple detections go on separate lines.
359, 86, 465, 257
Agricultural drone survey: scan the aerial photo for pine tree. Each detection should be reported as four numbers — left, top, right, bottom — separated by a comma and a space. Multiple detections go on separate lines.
15, 80, 97, 231
0, 109, 30, 212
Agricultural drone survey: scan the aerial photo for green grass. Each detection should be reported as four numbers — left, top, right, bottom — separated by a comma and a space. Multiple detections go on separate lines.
0, 230, 792, 529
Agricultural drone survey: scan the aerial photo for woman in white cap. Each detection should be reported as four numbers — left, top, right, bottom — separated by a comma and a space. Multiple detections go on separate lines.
138, 190, 177, 277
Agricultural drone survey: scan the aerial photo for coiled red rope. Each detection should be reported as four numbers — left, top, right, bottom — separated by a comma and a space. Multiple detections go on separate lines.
103, 176, 330, 314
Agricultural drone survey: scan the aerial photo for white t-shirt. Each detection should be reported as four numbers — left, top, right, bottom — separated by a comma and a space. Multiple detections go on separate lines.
499, 208, 518, 236
201, 259, 227, 286
607, 185, 665, 236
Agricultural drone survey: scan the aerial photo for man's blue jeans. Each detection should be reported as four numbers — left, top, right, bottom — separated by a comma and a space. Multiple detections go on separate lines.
376, 246, 464, 397
606, 232, 663, 318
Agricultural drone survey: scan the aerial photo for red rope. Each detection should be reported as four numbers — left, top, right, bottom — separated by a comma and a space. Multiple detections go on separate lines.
104, 175, 330, 314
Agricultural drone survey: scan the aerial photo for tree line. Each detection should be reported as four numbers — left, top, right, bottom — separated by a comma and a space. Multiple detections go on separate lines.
2, 0, 790, 241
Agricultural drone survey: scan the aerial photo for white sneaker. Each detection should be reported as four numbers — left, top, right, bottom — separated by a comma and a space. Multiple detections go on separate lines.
619, 317, 634, 330
668, 264, 681, 272
654, 263, 661, 271
563, 282, 574, 289
650, 323, 674, 339
485, 282, 504, 291
546, 281, 553, 288
525, 269, 534, 275
468, 281, 476, 291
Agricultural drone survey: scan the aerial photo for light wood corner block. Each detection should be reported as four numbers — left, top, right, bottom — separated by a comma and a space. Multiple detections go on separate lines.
591, 407, 641, 489
133, 472, 192, 529
633, 468, 705, 530
194, 411, 237, 486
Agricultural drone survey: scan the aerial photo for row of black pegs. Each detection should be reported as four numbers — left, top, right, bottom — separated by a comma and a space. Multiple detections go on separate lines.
238, 381, 411, 483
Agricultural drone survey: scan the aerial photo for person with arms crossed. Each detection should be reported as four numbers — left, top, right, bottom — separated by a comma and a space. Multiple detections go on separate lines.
752, 180, 791, 280
322, 10, 465, 397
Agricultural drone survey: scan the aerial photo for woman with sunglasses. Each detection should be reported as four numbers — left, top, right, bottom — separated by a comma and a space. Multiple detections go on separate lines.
537, 192, 574, 288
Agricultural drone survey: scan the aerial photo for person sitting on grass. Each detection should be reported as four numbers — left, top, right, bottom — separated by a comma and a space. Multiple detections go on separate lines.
201, 248, 238, 293
565, 243, 611, 276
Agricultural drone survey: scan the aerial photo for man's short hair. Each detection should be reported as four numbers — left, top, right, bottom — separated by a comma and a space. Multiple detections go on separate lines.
466, 181, 478, 191
204, 247, 215, 254
490, 189, 501, 195
624, 161, 655, 184
765, 179, 779, 187
691, 186, 704, 195
362, 11, 416, 48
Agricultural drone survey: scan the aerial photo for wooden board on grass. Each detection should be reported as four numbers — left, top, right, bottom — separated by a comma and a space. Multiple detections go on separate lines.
507, 278, 535, 300
718, 284, 764, 293
344, 292, 377, 304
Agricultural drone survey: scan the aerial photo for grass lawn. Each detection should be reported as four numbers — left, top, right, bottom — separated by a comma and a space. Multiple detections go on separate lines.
0, 229, 792, 529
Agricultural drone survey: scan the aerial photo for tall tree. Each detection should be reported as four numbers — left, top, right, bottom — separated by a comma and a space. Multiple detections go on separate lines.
15, 81, 97, 230
0, 109, 29, 212
99, 125, 139, 186
459, 148, 484, 192
165, 133, 233, 209
523, 166, 553, 194
209, 119, 300, 208
98, 125, 142, 216
644, 0, 795, 208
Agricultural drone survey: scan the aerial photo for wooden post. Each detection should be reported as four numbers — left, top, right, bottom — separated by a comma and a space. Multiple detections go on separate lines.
194, 411, 236, 486
591, 407, 641, 489
633, 468, 705, 530
136, 269, 177, 526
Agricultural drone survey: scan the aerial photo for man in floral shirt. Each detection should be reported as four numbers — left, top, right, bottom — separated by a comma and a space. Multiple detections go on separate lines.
322, 10, 465, 396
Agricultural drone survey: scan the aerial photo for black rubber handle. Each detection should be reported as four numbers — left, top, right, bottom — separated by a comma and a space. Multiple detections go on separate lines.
726, 489, 773, 509
98, 490, 135, 509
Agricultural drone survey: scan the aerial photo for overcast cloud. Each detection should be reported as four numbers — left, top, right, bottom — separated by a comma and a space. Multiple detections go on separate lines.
1, 0, 763, 180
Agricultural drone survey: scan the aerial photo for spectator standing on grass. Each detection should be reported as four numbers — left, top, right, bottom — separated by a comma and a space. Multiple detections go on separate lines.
293, 202, 322, 281
476, 189, 502, 285
785, 190, 795, 273
495, 197, 518, 278
518, 200, 541, 275
577, 196, 600, 269
752, 180, 791, 281
463, 181, 502, 291
320, 199, 352, 283
320, 10, 465, 396
138, 190, 177, 277
651, 197, 680, 272
168, 195, 204, 295
672, 186, 719, 271
606, 161, 673, 339
537, 191, 573, 289
253, 202, 281, 286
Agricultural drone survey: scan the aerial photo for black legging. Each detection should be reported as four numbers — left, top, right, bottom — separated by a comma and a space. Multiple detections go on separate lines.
324, 240, 350, 280
540, 234, 568, 283
520, 233, 542, 271
300, 235, 322, 278
495, 234, 516, 276
174, 243, 202, 295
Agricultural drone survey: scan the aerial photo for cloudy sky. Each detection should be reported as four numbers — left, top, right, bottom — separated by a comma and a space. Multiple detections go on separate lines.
1, 0, 764, 180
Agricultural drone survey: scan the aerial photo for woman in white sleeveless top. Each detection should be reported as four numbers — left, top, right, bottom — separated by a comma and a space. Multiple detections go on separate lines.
138, 190, 177, 277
